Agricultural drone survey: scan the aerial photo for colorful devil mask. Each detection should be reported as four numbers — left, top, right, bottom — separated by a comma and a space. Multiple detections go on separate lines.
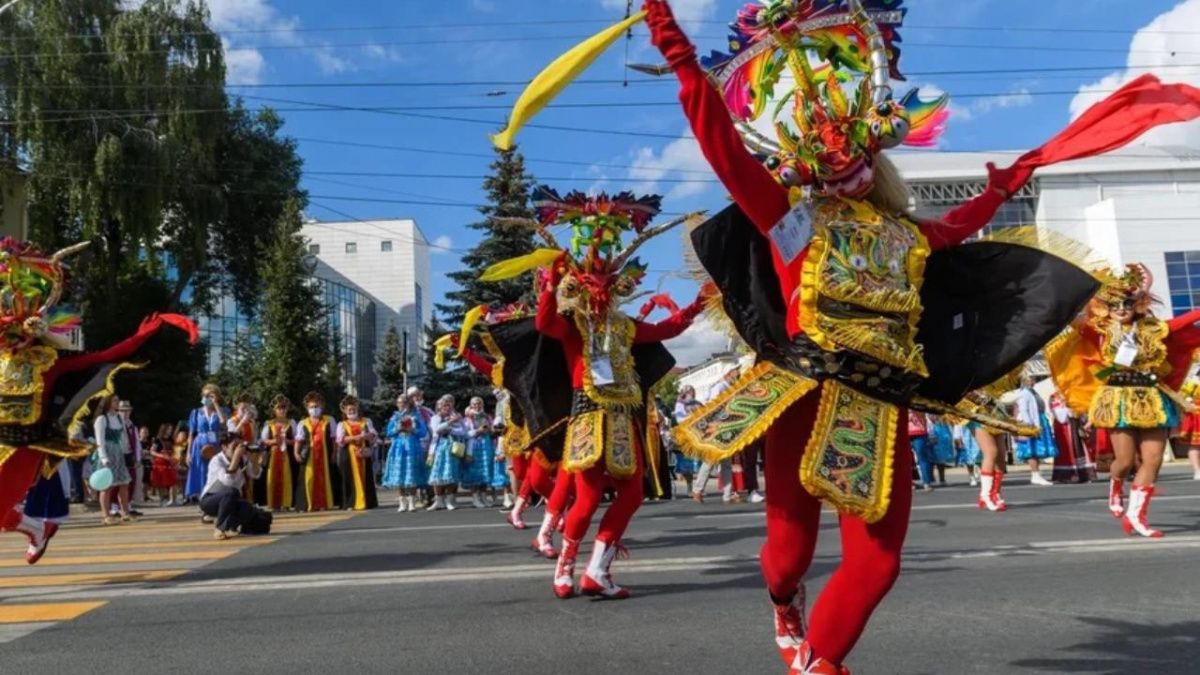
0, 238, 87, 351
701, 0, 948, 198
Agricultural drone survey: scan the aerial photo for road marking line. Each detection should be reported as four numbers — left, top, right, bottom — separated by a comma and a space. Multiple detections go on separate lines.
0, 601, 106, 623
0, 550, 236, 569
0, 569, 186, 588
16, 538, 279, 554
0, 621, 55, 644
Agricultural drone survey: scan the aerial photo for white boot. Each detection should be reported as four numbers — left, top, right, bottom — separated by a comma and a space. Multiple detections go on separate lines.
1122, 485, 1164, 538
472, 492, 486, 509
534, 511, 558, 558
444, 492, 457, 511
1108, 478, 1125, 518
503, 492, 514, 509
406, 496, 417, 512
426, 495, 445, 512
506, 496, 528, 529
580, 539, 629, 599
397, 495, 408, 513
1030, 471, 1052, 486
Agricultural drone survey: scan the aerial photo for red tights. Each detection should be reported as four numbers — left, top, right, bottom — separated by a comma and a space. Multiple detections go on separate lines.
545, 463, 574, 516
760, 393, 913, 665
0, 448, 44, 530
563, 453, 643, 545
520, 459, 556, 502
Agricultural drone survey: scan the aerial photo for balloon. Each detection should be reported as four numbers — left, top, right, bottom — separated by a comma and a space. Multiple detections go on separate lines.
88, 467, 113, 492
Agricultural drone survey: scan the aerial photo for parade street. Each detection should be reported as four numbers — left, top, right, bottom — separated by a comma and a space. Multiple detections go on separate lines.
0, 467, 1197, 675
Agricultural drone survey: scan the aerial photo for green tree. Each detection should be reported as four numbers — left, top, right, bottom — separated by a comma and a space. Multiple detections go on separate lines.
320, 328, 347, 407
373, 323, 407, 407
254, 200, 331, 407
433, 146, 537, 400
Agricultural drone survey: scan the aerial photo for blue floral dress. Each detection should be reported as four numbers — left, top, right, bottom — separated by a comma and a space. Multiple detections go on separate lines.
490, 411, 509, 490
382, 410, 428, 489
460, 412, 494, 488
185, 407, 227, 498
426, 414, 466, 487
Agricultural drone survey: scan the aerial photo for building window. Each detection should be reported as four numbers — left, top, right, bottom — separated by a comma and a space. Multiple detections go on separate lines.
345, 242, 357, 254
1165, 251, 1200, 316
308, 244, 320, 255
910, 180, 1040, 238
381, 240, 393, 252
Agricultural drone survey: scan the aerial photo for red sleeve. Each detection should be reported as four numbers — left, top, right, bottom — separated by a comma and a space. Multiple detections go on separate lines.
53, 314, 198, 375
1167, 309, 1200, 350
633, 300, 702, 344
535, 289, 569, 340
461, 348, 494, 378
672, 59, 791, 235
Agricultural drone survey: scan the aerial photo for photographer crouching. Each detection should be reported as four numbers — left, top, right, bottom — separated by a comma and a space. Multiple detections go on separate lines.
199, 440, 271, 539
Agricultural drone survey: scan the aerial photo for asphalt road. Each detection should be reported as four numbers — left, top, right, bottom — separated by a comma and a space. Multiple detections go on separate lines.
3, 466, 1200, 675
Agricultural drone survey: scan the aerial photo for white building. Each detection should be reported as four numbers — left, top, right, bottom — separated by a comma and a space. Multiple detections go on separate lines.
894, 145, 1200, 317
677, 352, 754, 402
301, 219, 434, 387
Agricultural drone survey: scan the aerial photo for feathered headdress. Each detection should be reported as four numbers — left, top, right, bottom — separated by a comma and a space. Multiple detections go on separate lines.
703, 0, 948, 197
1094, 263, 1155, 308
0, 237, 88, 350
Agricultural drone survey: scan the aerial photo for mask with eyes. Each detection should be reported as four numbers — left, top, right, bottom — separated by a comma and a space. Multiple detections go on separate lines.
1090, 263, 1157, 325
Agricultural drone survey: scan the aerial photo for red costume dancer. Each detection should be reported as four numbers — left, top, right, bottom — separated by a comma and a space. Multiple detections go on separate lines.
0, 238, 197, 564
1047, 265, 1200, 538
478, 186, 706, 599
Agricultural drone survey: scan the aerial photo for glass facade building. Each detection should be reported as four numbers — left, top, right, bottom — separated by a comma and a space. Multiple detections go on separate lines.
195, 276, 378, 397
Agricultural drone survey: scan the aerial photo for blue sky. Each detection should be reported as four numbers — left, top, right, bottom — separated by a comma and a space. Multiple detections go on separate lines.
207, 0, 1194, 363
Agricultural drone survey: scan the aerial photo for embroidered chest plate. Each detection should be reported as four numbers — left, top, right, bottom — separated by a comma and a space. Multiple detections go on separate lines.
1100, 317, 1169, 375
798, 198, 930, 377
575, 312, 641, 407
0, 346, 56, 425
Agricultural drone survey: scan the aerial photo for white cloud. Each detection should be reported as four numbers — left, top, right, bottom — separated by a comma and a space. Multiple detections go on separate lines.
430, 235, 454, 254
470, 0, 498, 12
600, 0, 717, 31
1070, 0, 1200, 146
313, 46, 352, 75
627, 131, 715, 200
663, 318, 733, 368
969, 87, 1034, 116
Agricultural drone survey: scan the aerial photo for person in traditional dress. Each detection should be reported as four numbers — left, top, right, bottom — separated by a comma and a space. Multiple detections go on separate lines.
382, 393, 429, 513
260, 395, 296, 512
461, 396, 495, 509
489, 393, 513, 508
336, 395, 379, 511
1013, 377, 1057, 486
477, 184, 707, 599
1174, 377, 1200, 480
408, 386, 435, 507
426, 395, 466, 511
94, 395, 134, 524
630, 0, 1198, 668
1050, 391, 1096, 483
185, 384, 228, 502
294, 392, 340, 512
149, 424, 181, 505
1047, 264, 1200, 537
672, 385, 702, 495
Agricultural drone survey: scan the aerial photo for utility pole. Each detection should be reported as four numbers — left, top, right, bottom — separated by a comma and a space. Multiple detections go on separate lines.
401, 329, 409, 392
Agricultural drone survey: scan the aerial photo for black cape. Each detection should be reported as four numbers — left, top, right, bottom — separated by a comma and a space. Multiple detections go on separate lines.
690, 203, 1099, 404
487, 317, 676, 462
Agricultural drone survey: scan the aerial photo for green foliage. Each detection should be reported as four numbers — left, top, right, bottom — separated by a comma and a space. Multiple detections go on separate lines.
373, 323, 408, 407
253, 200, 332, 407
653, 373, 682, 411
431, 146, 537, 401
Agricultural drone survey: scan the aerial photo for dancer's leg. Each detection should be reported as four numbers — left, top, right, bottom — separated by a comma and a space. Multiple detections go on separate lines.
759, 396, 823, 601
805, 424, 914, 665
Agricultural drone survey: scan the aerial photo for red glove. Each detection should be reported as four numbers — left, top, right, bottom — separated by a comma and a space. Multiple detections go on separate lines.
985, 161, 1035, 199
644, 0, 696, 68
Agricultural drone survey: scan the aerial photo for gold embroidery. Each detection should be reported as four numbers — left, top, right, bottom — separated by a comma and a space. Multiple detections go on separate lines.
0, 346, 57, 425
605, 409, 637, 478
799, 380, 898, 524
673, 362, 818, 464
564, 409, 605, 473
1088, 385, 1168, 429
1098, 317, 1169, 376
575, 313, 642, 407
797, 198, 930, 377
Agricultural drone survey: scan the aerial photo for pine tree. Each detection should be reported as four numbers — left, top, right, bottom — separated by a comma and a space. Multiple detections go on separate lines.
320, 328, 347, 406
433, 146, 538, 401
373, 323, 408, 406
255, 200, 331, 406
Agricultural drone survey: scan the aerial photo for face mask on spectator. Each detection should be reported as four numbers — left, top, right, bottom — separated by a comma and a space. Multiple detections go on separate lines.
308, 406, 322, 418
346, 411, 359, 421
